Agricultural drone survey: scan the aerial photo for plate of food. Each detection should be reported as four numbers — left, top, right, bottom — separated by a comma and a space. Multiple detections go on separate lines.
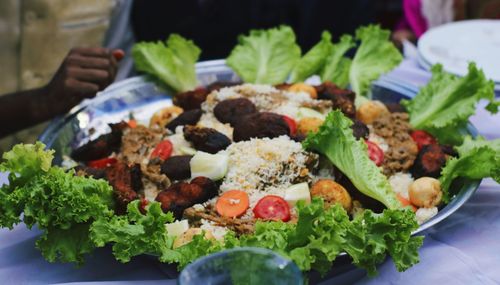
1, 25, 499, 280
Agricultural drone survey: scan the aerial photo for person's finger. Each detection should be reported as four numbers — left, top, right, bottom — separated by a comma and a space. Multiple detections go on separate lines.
71, 47, 111, 58
66, 54, 112, 70
65, 78, 100, 100
68, 67, 111, 90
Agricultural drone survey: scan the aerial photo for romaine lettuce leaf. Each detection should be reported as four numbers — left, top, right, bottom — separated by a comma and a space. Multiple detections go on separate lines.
320, 35, 355, 88
302, 110, 402, 209
289, 31, 333, 83
349, 25, 403, 99
226, 26, 301, 84
440, 136, 500, 202
132, 34, 201, 93
402, 63, 497, 145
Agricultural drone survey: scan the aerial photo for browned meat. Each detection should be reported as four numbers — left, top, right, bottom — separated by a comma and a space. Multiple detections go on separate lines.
372, 113, 418, 175
74, 165, 106, 179
411, 144, 448, 178
315, 82, 356, 118
119, 125, 165, 164
183, 125, 231, 153
156, 177, 218, 218
104, 162, 142, 212
165, 109, 202, 132
352, 120, 369, 140
274, 83, 292, 90
174, 88, 210, 110
232, 112, 290, 142
71, 122, 128, 162
385, 102, 407, 113
183, 206, 255, 235
160, 155, 193, 180
206, 81, 241, 92
214, 98, 257, 125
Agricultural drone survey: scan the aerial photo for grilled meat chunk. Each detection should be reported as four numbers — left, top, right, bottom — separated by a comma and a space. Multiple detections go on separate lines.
352, 120, 369, 140
184, 125, 231, 153
214, 98, 257, 125
184, 206, 255, 235
174, 88, 210, 110
156, 177, 218, 218
232, 112, 290, 142
71, 122, 128, 162
411, 144, 447, 178
206, 81, 240, 92
315, 82, 356, 118
385, 102, 407, 113
104, 162, 143, 212
160, 155, 193, 180
165, 109, 202, 132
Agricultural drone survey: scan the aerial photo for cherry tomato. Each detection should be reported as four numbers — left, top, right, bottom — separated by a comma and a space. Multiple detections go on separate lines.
365, 140, 384, 166
87, 157, 117, 169
253, 195, 291, 222
151, 140, 173, 160
411, 130, 437, 151
282, 115, 297, 136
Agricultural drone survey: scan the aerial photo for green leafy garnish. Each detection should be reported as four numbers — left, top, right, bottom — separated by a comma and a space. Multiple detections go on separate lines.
402, 63, 497, 145
226, 26, 301, 84
303, 110, 401, 209
289, 31, 333, 83
349, 25, 403, 100
0, 142, 115, 264
320, 35, 355, 88
132, 34, 201, 93
440, 136, 500, 202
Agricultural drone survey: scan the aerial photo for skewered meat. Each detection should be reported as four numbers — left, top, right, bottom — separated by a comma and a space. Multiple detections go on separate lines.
71, 122, 128, 161
213, 98, 257, 125
184, 125, 231, 153
411, 144, 447, 178
160, 155, 193, 180
315, 82, 356, 118
165, 109, 202, 132
155, 177, 218, 218
232, 112, 290, 142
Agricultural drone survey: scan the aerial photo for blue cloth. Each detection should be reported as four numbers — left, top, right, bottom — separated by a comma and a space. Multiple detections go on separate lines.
1, 58, 499, 284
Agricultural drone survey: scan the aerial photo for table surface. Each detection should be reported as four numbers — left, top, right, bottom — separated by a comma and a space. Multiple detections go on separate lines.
1, 57, 499, 285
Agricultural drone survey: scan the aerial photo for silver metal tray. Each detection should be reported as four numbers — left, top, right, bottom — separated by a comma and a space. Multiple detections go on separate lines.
39, 59, 480, 236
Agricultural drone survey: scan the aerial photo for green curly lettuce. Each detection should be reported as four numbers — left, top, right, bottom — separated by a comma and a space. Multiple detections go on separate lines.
302, 110, 402, 209
440, 136, 500, 202
226, 26, 301, 84
320, 35, 355, 88
289, 31, 333, 83
402, 63, 497, 145
0, 143, 115, 264
349, 25, 403, 100
133, 34, 201, 93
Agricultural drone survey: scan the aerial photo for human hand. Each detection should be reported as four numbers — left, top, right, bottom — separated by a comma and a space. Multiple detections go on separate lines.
44, 47, 124, 114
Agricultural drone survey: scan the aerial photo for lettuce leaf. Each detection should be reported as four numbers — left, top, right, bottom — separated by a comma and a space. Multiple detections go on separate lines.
132, 34, 201, 93
90, 201, 180, 263
320, 35, 355, 88
289, 31, 333, 83
303, 110, 402, 209
349, 25, 403, 99
440, 136, 500, 202
0, 143, 115, 264
402, 63, 497, 145
226, 26, 301, 84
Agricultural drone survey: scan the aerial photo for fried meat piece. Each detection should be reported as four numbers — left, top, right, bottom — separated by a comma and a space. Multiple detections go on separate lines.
165, 109, 202, 132
315, 82, 356, 118
184, 206, 255, 235
411, 144, 448, 178
214, 98, 257, 125
105, 162, 142, 212
160, 155, 193, 181
174, 88, 210, 110
232, 112, 290, 142
183, 125, 231, 153
71, 122, 128, 162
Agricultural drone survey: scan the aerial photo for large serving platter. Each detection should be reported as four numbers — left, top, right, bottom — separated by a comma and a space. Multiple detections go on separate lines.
39, 59, 480, 240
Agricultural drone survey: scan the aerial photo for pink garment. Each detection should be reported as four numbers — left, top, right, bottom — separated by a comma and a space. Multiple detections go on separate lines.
396, 0, 429, 38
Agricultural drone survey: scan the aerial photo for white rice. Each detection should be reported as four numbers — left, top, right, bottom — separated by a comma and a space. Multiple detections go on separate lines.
389, 172, 414, 200
415, 207, 438, 224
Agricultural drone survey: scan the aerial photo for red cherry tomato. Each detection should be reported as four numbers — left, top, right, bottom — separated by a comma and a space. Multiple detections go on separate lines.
411, 130, 437, 151
253, 195, 291, 222
282, 115, 297, 136
87, 157, 117, 169
151, 140, 173, 160
365, 140, 384, 166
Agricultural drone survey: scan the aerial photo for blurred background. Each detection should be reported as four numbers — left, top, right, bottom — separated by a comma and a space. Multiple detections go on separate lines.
0, 0, 499, 153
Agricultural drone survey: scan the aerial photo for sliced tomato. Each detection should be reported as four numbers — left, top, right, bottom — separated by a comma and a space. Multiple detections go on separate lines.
87, 157, 117, 169
396, 194, 417, 212
365, 140, 384, 166
411, 130, 437, 151
253, 195, 291, 222
151, 140, 173, 161
282, 115, 297, 136
127, 119, 137, 129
